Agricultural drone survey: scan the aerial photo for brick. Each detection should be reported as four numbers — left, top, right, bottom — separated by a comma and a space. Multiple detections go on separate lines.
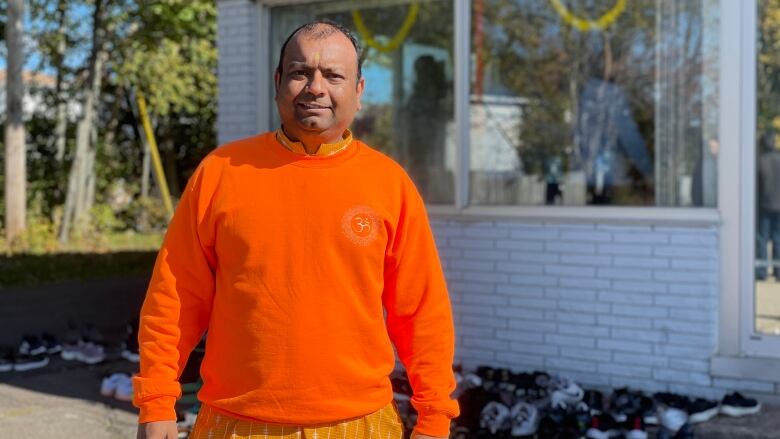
545, 334, 596, 348
546, 357, 597, 373
560, 347, 612, 363
613, 256, 669, 269
598, 268, 653, 281
667, 384, 723, 401
463, 337, 509, 351
612, 378, 668, 394
450, 238, 495, 249
461, 315, 507, 329
560, 231, 612, 242
509, 275, 558, 287
613, 352, 669, 368
671, 259, 718, 270
495, 352, 546, 369
546, 311, 596, 325
449, 281, 495, 294
610, 281, 667, 293
510, 228, 559, 240
546, 288, 598, 301
713, 378, 777, 393
611, 328, 668, 343
670, 234, 717, 246
496, 284, 544, 297
508, 319, 557, 333
557, 300, 610, 313
496, 307, 545, 320
457, 326, 495, 338
462, 294, 508, 306
558, 323, 610, 338
597, 339, 652, 354
455, 304, 494, 317
668, 359, 710, 374
546, 242, 597, 254
451, 260, 493, 271
560, 254, 612, 266
464, 271, 508, 284
654, 270, 716, 283
559, 277, 611, 289
497, 240, 545, 251
669, 308, 715, 322
612, 232, 669, 244
464, 249, 510, 261
654, 320, 711, 335
563, 371, 612, 388
654, 295, 714, 309
463, 227, 509, 239
654, 344, 713, 358
455, 347, 496, 361
654, 246, 713, 259
510, 342, 559, 356
496, 329, 545, 344
496, 262, 545, 274
598, 244, 653, 256
598, 363, 653, 379
510, 251, 559, 264
597, 291, 653, 305
668, 283, 716, 296
551, 223, 595, 231
597, 315, 653, 329
432, 226, 463, 237
509, 297, 557, 310
545, 265, 596, 277
653, 369, 712, 386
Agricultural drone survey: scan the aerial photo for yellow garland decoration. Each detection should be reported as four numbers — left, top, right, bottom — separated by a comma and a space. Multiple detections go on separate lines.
352, 2, 420, 53
549, 0, 627, 32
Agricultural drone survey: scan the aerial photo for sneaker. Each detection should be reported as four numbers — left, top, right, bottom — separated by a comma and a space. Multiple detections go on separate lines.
101, 373, 128, 397
18, 335, 47, 356
113, 374, 133, 401
584, 390, 606, 415
720, 392, 761, 417
13, 353, 49, 371
585, 414, 621, 439
549, 375, 584, 407
509, 401, 539, 437
0, 349, 14, 372
61, 340, 105, 364
480, 401, 511, 434
120, 343, 140, 362
41, 333, 63, 354
625, 415, 648, 439
657, 405, 688, 435
688, 397, 719, 423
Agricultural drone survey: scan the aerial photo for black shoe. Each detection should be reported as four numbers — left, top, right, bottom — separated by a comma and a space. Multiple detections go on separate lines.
584, 390, 605, 415
688, 397, 719, 423
13, 353, 49, 371
720, 392, 761, 417
18, 335, 46, 356
41, 333, 62, 354
0, 348, 13, 372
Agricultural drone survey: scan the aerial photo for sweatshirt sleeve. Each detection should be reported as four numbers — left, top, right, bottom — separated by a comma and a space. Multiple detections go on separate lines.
133, 163, 218, 423
382, 180, 459, 437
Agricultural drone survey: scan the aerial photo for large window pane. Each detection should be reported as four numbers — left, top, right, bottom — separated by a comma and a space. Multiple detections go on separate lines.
469, 0, 719, 207
755, 0, 780, 337
270, 0, 455, 204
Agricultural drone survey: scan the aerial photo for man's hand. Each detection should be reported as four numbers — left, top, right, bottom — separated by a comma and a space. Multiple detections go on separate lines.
411, 433, 448, 439
137, 420, 178, 439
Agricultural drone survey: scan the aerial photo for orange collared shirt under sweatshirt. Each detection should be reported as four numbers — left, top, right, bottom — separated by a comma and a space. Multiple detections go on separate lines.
132, 132, 459, 436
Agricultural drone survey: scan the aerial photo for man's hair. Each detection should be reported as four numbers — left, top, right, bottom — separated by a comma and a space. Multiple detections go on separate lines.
276, 20, 363, 81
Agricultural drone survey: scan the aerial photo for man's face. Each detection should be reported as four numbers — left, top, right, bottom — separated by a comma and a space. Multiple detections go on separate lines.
275, 28, 364, 144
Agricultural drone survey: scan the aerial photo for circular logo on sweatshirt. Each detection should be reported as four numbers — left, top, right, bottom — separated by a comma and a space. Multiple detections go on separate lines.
341, 205, 380, 246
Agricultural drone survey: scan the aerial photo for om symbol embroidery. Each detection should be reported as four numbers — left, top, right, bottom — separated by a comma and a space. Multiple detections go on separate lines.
341, 205, 380, 246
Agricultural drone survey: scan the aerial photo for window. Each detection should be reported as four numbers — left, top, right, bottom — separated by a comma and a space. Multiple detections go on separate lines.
469, 0, 720, 207
270, 0, 456, 204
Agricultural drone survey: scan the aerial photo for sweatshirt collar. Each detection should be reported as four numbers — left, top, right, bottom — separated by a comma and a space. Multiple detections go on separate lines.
275, 127, 353, 157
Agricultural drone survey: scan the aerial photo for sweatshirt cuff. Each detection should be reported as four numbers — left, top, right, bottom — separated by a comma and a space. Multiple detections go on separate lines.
413, 412, 453, 437
137, 395, 178, 424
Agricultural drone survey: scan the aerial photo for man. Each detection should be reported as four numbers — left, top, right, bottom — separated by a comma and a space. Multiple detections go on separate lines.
134, 21, 459, 439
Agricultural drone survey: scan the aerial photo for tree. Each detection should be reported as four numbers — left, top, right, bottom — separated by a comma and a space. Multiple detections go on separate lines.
4, 0, 26, 242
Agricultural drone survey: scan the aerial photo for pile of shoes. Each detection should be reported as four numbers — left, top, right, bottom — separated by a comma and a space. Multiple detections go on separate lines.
392, 365, 763, 438
0, 333, 63, 372
60, 321, 107, 364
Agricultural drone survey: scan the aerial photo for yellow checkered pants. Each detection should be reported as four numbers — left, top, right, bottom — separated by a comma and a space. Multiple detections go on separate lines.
189, 402, 404, 439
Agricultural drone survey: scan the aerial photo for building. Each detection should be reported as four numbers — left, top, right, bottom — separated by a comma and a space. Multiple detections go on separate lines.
216, 0, 780, 404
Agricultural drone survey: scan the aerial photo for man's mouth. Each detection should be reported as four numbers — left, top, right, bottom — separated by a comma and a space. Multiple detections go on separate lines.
298, 102, 330, 111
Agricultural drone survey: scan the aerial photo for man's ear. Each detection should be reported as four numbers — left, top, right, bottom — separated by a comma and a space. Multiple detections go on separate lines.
274, 70, 281, 95
356, 77, 365, 111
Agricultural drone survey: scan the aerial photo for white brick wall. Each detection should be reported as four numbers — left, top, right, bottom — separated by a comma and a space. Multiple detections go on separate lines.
433, 217, 780, 401
217, 0, 259, 144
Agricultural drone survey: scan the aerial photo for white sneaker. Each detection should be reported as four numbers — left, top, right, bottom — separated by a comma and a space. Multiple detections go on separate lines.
550, 376, 584, 407
101, 373, 128, 397
114, 374, 134, 401
510, 401, 539, 437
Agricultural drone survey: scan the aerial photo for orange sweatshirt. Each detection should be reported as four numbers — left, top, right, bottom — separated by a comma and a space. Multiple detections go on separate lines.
132, 132, 459, 436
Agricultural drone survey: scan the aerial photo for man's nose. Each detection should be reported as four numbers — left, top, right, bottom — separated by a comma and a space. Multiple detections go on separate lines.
306, 71, 325, 95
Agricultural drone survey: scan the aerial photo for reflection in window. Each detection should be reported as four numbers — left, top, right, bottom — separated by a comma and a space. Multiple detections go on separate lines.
469, 0, 719, 207
270, 1, 455, 204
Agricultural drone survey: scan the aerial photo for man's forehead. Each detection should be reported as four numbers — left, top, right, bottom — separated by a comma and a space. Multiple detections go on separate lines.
285, 30, 356, 64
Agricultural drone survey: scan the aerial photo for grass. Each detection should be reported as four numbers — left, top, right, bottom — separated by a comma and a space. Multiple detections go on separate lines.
0, 232, 163, 290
